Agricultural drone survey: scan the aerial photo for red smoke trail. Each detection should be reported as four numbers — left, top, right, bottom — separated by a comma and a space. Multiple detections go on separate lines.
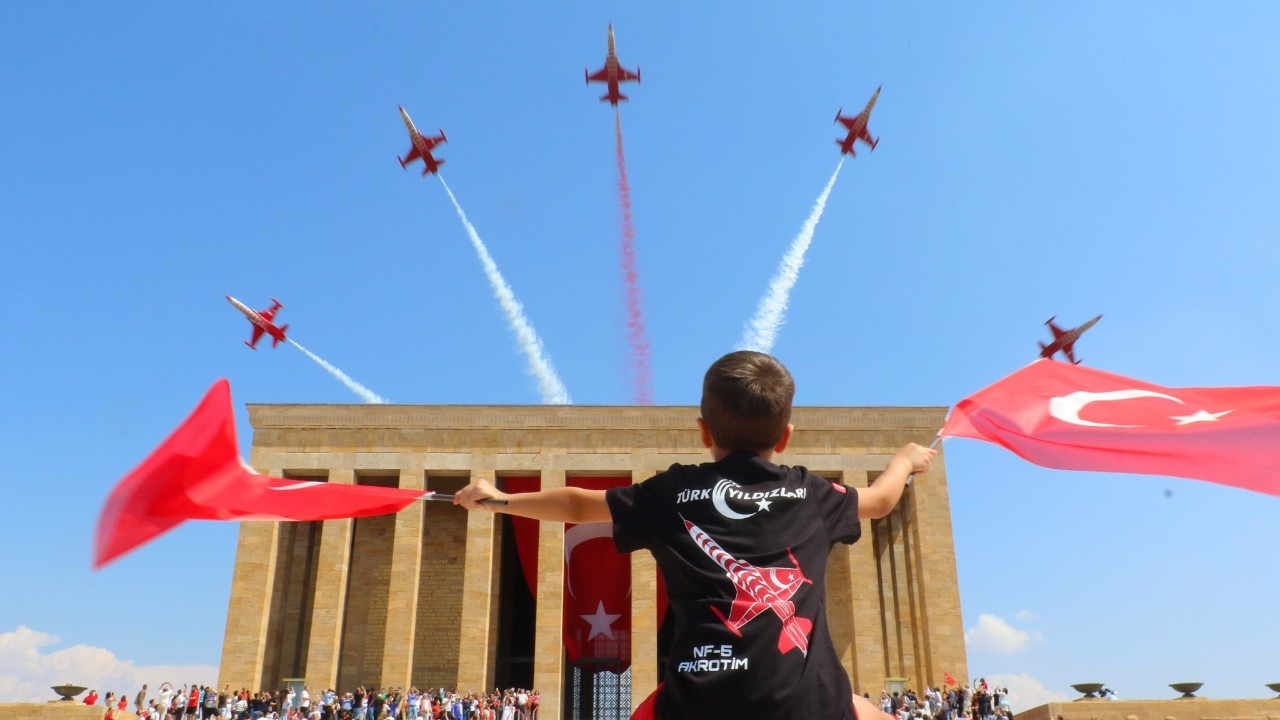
615, 109, 654, 404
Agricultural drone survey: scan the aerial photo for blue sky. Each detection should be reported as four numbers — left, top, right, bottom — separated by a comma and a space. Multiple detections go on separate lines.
2, 1, 1278, 707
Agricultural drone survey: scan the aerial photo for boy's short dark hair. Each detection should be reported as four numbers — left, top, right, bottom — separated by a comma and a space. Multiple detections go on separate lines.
700, 350, 795, 452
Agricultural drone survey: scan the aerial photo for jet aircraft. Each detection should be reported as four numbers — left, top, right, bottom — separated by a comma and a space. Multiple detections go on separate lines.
585, 24, 640, 106
1038, 314, 1102, 364
834, 86, 882, 156
684, 518, 814, 656
226, 296, 288, 350
397, 105, 447, 176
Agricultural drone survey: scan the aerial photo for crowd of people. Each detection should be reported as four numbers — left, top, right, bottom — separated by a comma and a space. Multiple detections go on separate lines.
875, 679, 1013, 720
82, 683, 541, 720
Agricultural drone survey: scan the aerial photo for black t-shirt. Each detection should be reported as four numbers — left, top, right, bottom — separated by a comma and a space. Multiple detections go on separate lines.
606, 451, 861, 720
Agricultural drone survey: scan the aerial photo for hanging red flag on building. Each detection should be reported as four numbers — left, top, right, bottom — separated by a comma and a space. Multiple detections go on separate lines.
95, 379, 427, 568
506, 476, 636, 671
941, 359, 1280, 495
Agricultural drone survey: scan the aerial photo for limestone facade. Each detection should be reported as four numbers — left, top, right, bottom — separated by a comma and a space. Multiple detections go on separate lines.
1018, 698, 1280, 720
218, 404, 967, 719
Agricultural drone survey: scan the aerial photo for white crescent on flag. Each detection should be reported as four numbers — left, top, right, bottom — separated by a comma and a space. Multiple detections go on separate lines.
564, 522, 614, 599
1048, 389, 1184, 428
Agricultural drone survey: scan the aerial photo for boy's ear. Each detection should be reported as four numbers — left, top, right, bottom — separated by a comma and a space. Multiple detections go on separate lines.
773, 423, 794, 454
696, 417, 715, 449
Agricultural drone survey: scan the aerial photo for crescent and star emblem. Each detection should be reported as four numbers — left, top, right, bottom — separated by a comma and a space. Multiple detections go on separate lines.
712, 479, 758, 520
563, 522, 624, 641
1048, 389, 1232, 428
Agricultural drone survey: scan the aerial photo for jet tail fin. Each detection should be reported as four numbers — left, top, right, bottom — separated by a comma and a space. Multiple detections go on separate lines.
777, 616, 813, 655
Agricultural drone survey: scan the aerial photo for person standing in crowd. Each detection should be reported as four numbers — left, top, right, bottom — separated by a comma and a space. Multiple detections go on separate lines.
157, 684, 175, 720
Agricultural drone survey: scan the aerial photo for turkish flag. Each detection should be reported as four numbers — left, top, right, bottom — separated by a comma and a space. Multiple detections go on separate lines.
506, 477, 665, 673
563, 477, 631, 670
944, 672, 957, 687
95, 379, 427, 568
942, 360, 1280, 495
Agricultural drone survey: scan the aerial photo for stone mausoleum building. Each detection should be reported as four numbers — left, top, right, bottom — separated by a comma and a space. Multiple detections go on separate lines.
218, 404, 967, 720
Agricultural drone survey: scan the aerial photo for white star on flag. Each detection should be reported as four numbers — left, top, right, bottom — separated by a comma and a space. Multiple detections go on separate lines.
755, 498, 772, 511
581, 600, 621, 641
1169, 409, 1232, 425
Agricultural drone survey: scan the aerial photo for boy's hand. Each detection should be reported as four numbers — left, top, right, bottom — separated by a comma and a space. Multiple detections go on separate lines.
893, 442, 937, 474
453, 477, 507, 511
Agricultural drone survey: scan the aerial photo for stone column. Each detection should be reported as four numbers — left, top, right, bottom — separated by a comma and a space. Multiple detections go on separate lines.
630, 544, 659, 712
305, 468, 355, 690
906, 455, 967, 687
890, 499, 921, 687
456, 469, 496, 691
380, 467, 425, 690
848, 470, 886, 694
824, 465, 858, 689
218, 468, 282, 691
533, 468, 566, 720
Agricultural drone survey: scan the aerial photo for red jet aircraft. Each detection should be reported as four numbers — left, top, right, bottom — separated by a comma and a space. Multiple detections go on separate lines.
585, 24, 640, 106
684, 518, 814, 656
397, 105, 447, 176
226, 295, 288, 350
834, 86, 882, 157
1038, 314, 1102, 364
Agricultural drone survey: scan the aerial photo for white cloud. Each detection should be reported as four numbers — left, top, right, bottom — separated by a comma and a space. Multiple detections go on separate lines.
964, 613, 1030, 654
984, 673, 1069, 712
0, 626, 216, 704
1015, 610, 1037, 621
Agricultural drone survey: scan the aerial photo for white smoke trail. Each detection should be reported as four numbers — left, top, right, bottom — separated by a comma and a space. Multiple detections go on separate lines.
436, 174, 572, 405
288, 339, 389, 404
738, 158, 845, 353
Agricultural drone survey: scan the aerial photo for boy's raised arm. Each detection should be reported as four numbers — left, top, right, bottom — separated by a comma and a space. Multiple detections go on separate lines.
453, 477, 612, 525
858, 442, 936, 519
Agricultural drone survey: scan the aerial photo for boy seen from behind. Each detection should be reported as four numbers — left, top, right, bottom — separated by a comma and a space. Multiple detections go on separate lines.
454, 350, 935, 720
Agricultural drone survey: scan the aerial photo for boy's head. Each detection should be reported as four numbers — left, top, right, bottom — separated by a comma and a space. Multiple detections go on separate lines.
699, 350, 795, 452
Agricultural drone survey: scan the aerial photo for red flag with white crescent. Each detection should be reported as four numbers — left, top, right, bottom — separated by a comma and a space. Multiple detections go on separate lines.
94, 379, 427, 568
506, 476, 668, 673
941, 359, 1280, 495
563, 477, 631, 670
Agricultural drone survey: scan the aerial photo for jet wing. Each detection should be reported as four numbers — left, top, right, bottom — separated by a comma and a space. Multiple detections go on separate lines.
721, 596, 768, 632
1047, 321, 1066, 339
586, 66, 610, 83
259, 306, 279, 322
1062, 343, 1078, 364
248, 325, 265, 348
401, 145, 422, 166
615, 65, 640, 82
836, 116, 859, 131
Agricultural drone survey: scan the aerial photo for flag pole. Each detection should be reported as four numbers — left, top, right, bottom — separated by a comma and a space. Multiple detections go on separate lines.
419, 491, 508, 507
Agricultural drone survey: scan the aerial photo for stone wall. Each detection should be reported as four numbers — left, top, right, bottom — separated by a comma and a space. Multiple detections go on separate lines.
0, 705, 137, 720
1018, 699, 1280, 720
